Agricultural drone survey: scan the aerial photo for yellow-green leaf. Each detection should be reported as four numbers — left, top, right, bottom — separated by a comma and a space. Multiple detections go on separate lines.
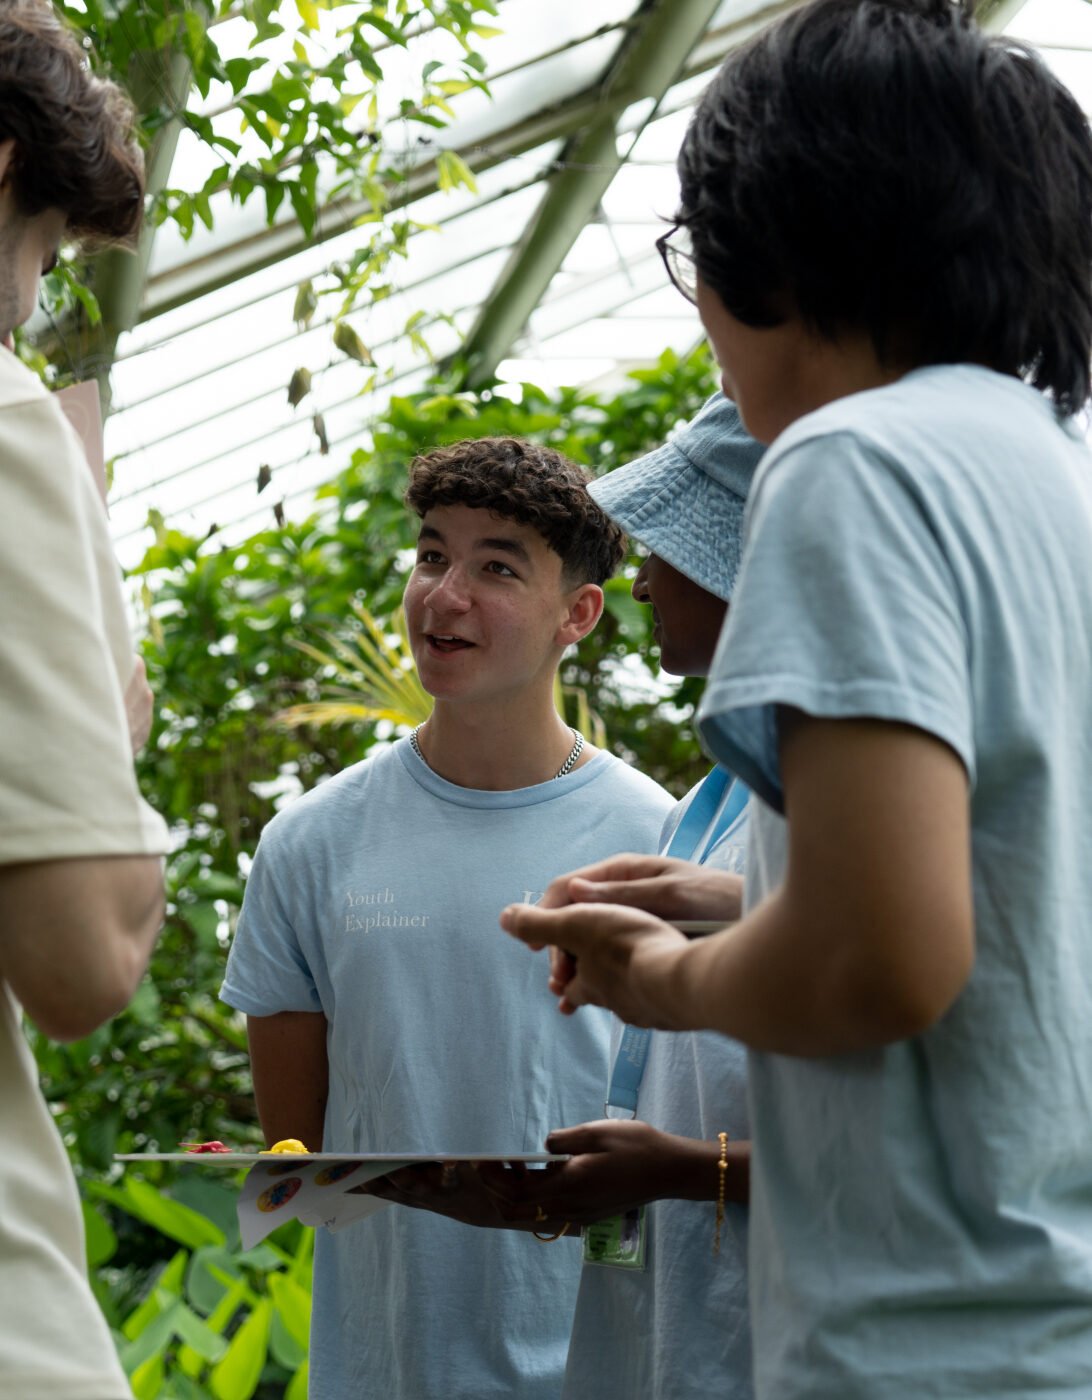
270, 1273, 311, 1351
286, 1360, 309, 1400
130, 1353, 165, 1400
436, 149, 477, 195
292, 280, 317, 328
210, 1298, 272, 1400
332, 320, 374, 365
287, 367, 312, 406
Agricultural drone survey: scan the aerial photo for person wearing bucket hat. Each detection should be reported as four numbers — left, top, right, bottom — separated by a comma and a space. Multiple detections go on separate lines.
477, 392, 765, 1400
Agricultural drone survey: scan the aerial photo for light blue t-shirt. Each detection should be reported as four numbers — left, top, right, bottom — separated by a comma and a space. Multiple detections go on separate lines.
698, 365, 1092, 1399
563, 774, 752, 1400
221, 741, 672, 1400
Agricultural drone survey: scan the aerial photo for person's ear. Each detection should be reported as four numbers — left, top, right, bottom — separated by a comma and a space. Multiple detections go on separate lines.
556, 583, 604, 648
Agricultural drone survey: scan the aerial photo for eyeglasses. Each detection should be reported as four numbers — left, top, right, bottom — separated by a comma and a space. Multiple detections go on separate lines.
656, 224, 698, 305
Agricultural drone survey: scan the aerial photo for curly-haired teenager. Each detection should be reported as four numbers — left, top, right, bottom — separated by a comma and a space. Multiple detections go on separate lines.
0, 4, 167, 1398
503, 2, 1092, 1397
221, 438, 672, 1400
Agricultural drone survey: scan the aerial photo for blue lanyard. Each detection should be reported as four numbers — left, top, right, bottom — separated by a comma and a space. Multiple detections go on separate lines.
605, 768, 749, 1117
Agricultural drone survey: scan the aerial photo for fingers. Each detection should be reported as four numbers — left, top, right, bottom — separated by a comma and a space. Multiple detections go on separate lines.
500, 901, 635, 956
558, 971, 597, 1010
567, 874, 684, 912
548, 946, 577, 995
544, 1121, 618, 1154
538, 854, 677, 909
500, 901, 572, 950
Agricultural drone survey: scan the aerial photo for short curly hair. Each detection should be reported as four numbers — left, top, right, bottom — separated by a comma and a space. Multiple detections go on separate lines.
0, 0, 144, 243
404, 438, 626, 586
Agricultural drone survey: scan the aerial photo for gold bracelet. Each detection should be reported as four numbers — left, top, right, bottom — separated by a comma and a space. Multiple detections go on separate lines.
532, 1222, 572, 1242
713, 1131, 729, 1255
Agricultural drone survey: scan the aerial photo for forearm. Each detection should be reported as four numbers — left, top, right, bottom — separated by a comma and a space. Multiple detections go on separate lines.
0, 854, 165, 1041
247, 1011, 329, 1150
654, 887, 955, 1054
657, 1131, 750, 1206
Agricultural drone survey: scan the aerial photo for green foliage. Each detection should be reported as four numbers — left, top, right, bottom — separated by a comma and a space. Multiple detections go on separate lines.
89, 1174, 313, 1399
37, 0, 503, 389
56, 0, 498, 248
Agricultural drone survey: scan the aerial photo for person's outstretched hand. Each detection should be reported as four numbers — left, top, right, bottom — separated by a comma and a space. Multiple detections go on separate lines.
539, 855, 743, 1009
540, 852, 742, 919
502, 900, 690, 1026
358, 1120, 734, 1232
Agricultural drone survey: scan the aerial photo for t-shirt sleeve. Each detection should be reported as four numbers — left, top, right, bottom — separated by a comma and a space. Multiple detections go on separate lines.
0, 393, 168, 864
698, 431, 974, 812
220, 827, 322, 1017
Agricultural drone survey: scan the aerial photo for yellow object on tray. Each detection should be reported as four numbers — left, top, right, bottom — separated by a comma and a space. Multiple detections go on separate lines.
261, 1138, 310, 1154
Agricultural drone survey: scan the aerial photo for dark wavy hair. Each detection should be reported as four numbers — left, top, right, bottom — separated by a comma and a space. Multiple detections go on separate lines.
405, 438, 626, 586
0, 0, 144, 243
678, 0, 1092, 415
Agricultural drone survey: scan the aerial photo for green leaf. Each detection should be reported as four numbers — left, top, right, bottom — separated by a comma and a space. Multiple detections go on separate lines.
292, 279, 317, 328
127, 977, 162, 1027
122, 1252, 189, 1342
210, 1297, 272, 1400
288, 180, 316, 238
187, 1245, 245, 1316
224, 57, 260, 95
92, 1179, 226, 1252
173, 1301, 229, 1363
295, 0, 319, 31
287, 367, 312, 406
269, 1272, 311, 1351
286, 1359, 309, 1400
182, 10, 206, 66
180, 899, 221, 951
436, 149, 478, 194
130, 1351, 165, 1400
602, 575, 649, 636
82, 1199, 117, 1268
270, 1305, 306, 1370
332, 320, 373, 365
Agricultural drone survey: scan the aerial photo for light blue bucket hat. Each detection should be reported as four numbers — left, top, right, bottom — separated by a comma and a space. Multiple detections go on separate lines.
588, 392, 765, 601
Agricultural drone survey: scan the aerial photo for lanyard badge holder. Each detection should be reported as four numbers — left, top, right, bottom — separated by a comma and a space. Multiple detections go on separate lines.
582, 769, 749, 1271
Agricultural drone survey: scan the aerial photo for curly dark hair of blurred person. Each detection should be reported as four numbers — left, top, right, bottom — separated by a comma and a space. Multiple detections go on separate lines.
0, 0, 144, 244
676, 0, 1092, 417
405, 438, 627, 587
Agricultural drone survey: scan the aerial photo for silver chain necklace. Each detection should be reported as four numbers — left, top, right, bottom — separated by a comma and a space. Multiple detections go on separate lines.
409, 725, 585, 781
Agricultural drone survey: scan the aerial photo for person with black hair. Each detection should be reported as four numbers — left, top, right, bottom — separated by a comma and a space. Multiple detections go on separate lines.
503, 2, 1092, 1396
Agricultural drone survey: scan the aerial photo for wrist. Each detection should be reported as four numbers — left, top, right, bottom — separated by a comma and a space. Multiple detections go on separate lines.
653, 936, 703, 1031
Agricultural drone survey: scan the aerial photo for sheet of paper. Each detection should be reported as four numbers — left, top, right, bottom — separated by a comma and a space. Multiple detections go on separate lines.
237, 1157, 411, 1248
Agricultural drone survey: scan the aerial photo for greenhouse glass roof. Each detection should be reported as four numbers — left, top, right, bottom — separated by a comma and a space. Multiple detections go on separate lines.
99, 0, 1092, 567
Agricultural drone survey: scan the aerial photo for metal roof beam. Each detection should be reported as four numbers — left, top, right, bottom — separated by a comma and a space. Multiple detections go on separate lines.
453, 0, 723, 388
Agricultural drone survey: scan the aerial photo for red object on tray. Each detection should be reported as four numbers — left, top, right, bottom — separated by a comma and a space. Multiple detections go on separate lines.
181, 1140, 233, 1154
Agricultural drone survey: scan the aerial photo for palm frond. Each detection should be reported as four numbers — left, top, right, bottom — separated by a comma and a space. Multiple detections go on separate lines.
275, 604, 432, 732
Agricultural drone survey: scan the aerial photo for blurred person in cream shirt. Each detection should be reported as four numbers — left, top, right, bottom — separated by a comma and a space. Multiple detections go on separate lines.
0, 4, 168, 1396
